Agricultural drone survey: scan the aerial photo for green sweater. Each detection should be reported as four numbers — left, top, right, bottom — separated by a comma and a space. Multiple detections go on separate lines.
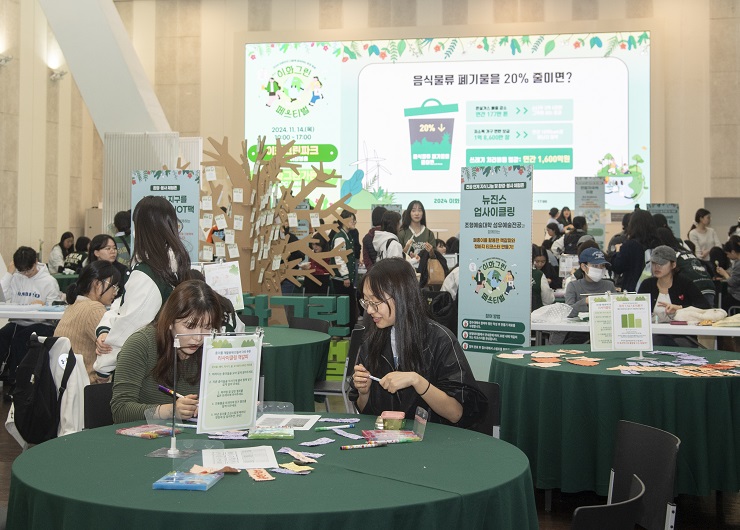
398, 225, 436, 257
111, 325, 200, 423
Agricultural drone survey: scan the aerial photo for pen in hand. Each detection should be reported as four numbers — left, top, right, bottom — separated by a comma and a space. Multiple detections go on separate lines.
158, 384, 185, 399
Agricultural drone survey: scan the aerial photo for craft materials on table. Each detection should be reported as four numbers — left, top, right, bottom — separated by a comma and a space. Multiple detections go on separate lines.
116, 424, 182, 439
201, 446, 279, 470
255, 414, 320, 430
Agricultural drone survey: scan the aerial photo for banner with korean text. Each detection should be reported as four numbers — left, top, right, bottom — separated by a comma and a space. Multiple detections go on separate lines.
458, 166, 533, 364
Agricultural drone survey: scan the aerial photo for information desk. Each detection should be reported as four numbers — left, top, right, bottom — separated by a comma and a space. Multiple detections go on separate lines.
257, 327, 329, 412
489, 345, 740, 497
8, 416, 538, 530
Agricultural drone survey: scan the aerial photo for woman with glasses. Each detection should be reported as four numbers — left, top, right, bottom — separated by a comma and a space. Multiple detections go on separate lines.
94, 196, 191, 378
111, 280, 221, 423
87, 234, 129, 291
349, 258, 487, 428
54, 261, 122, 384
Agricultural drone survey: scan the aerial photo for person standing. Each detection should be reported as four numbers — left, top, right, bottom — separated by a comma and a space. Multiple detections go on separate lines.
398, 201, 436, 264
362, 206, 387, 272
688, 208, 722, 261
112, 210, 132, 268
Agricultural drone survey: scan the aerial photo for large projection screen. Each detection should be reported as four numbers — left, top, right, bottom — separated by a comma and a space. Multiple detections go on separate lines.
245, 32, 650, 211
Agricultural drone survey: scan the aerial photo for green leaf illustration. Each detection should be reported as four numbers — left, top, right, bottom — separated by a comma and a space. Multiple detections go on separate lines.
589, 36, 603, 48
499, 36, 509, 46
510, 38, 521, 55
368, 44, 380, 56
389, 40, 399, 61
531, 36, 544, 52
343, 45, 357, 60
397, 39, 407, 57
638, 32, 649, 45
628, 35, 636, 50
544, 40, 555, 56
444, 39, 458, 59
521, 36, 531, 45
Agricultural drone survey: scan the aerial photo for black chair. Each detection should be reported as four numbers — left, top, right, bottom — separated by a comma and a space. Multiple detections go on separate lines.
83, 383, 114, 429
472, 381, 500, 437
572, 474, 645, 530
608, 420, 680, 530
287, 316, 330, 335
314, 326, 365, 412
238, 314, 260, 327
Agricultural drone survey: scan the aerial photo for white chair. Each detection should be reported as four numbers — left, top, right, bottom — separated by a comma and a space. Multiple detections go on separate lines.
313, 326, 364, 413
5, 336, 89, 450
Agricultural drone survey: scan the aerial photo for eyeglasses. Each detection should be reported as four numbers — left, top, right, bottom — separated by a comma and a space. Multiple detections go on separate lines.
101, 246, 117, 252
359, 297, 392, 312
102, 280, 120, 294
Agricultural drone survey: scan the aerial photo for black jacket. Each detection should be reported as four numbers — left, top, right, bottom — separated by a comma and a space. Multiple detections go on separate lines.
637, 272, 711, 312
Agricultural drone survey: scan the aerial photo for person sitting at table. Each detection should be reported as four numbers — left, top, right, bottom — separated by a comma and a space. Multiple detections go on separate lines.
532, 246, 555, 310
656, 227, 716, 307
61, 236, 90, 274
95, 196, 191, 378
555, 248, 617, 344
609, 208, 661, 293
110, 280, 222, 423
715, 235, 740, 311
349, 258, 487, 428
0, 246, 61, 401
54, 261, 121, 384
87, 234, 129, 293
48, 231, 74, 273
638, 245, 711, 347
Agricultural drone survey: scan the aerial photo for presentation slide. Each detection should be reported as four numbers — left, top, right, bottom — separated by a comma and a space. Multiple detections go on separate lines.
245, 32, 650, 210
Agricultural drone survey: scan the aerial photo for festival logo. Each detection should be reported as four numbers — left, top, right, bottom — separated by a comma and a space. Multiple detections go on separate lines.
471, 258, 516, 304
261, 60, 324, 118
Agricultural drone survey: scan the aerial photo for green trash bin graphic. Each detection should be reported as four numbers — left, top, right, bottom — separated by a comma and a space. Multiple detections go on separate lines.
404, 99, 458, 171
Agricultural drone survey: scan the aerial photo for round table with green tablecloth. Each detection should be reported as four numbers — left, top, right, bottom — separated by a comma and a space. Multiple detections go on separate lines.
7, 415, 538, 530
489, 345, 740, 497
257, 327, 329, 412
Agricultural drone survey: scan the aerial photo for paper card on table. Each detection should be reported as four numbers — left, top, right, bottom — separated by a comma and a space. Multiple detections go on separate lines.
190, 464, 241, 474
247, 469, 275, 481
205, 166, 217, 181
208, 431, 250, 440
224, 229, 235, 245
215, 214, 228, 230
202, 245, 214, 262
529, 362, 560, 368
497, 353, 525, 359
196, 332, 262, 433
566, 359, 599, 367
227, 243, 239, 259
287, 212, 298, 228
531, 357, 561, 363
233, 188, 244, 203
116, 424, 181, 439
332, 429, 364, 440
511, 350, 536, 354
531, 352, 562, 358
215, 242, 226, 257
310, 212, 320, 228
203, 261, 245, 310
557, 349, 585, 354
277, 448, 317, 463
280, 462, 313, 472
620, 370, 641, 375
202, 195, 213, 211
300, 437, 335, 447
271, 255, 282, 271
256, 414, 321, 431
202, 446, 277, 470
270, 467, 310, 476
234, 215, 244, 231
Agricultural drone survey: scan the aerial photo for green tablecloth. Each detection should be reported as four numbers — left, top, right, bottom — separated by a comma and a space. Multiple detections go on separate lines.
7, 416, 538, 530
489, 345, 740, 496
258, 327, 329, 412
52, 273, 78, 293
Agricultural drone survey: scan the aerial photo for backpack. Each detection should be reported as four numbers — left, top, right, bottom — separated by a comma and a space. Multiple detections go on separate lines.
13, 335, 76, 444
563, 232, 582, 255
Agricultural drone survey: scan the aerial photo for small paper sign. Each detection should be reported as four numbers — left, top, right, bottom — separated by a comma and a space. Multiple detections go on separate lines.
272, 255, 282, 271
205, 166, 216, 181
258, 268, 265, 284
250, 256, 256, 271
287, 213, 298, 228
252, 239, 259, 253
224, 229, 235, 245
214, 214, 227, 230
201, 213, 213, 230
202, 196, 213, 211
250, 209, 257, 222
234, 215, 244, 231
310, 212, 320, 228
250, 190, 257, 205
215, 242, 226, 257
233, 188, 243, 203
227, 243, 239, 259
202, 245, 213, 262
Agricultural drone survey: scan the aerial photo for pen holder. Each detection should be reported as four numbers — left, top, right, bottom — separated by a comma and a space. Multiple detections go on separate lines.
380, 411, 405, 430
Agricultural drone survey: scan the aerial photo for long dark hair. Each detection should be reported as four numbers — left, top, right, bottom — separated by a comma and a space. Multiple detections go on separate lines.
656, 227, 682, 251
66, 261, 121, 305
133, 196, 191, 286
88, 234, 115, 263
153, 280, 222, 387
359, 258, 429, 374
401, 200, 427, 231
57, 231, 74, 258
626, 209, 659, 249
